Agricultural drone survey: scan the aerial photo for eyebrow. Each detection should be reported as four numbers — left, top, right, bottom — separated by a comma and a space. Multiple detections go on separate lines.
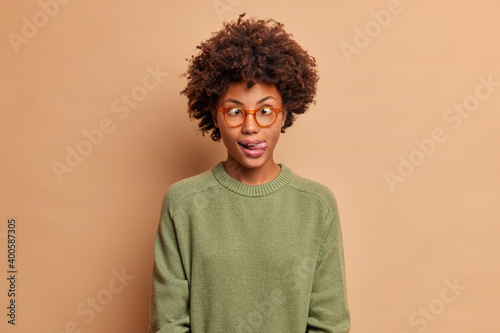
222, 96, 277, 106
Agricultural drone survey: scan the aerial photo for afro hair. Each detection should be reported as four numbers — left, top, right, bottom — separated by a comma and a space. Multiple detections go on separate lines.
180, 12, 319, 141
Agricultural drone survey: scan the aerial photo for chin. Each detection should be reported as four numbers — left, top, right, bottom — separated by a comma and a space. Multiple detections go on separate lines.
231, 151, 270, 170
237, 157, 266, 169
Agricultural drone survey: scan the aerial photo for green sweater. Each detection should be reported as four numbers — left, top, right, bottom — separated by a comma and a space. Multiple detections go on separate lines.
149, 161, 350, 332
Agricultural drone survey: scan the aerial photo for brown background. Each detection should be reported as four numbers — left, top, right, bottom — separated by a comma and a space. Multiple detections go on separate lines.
1, 0, 499, 332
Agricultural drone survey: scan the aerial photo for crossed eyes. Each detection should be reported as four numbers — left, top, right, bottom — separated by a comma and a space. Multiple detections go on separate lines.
224, 107, 276, 116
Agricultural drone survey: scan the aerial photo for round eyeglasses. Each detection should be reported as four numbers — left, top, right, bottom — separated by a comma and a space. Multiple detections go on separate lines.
215, 105, 284, 128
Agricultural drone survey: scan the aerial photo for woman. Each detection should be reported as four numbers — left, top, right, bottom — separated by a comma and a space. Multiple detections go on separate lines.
149, 13, 350, 332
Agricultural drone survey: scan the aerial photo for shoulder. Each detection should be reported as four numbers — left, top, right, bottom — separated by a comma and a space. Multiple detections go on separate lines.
161, 166, 218, 210
286, 166, 339, 212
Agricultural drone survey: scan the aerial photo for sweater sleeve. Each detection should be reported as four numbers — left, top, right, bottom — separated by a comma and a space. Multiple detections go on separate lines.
307, 199, 351, 332
149, 192, 190, 332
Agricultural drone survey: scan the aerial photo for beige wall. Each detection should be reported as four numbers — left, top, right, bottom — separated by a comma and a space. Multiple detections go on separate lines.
1, 0, 499, 332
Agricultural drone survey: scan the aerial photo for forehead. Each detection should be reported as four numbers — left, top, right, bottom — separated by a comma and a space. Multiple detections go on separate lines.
218, 81, 282, 105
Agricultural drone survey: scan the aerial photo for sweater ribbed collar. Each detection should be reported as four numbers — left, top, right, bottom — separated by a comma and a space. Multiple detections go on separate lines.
212, 161, 292, 197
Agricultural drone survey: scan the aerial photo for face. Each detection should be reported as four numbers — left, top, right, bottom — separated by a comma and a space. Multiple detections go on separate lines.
213, 81, 287, 171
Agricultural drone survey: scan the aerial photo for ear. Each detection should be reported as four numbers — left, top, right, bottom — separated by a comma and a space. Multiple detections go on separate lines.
212, 107, 219, 128
281, 108, 287, 128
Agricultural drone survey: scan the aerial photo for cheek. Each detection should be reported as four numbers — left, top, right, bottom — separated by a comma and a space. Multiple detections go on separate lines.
268, 129, 283, 147
219, 128, 238, 147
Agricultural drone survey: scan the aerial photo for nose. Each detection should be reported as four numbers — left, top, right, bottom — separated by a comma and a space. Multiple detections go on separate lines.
241, 112, 260, 134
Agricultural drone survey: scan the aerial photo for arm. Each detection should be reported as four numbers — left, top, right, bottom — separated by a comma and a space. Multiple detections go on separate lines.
307, 203, 351, 332
149, 193, 190, 333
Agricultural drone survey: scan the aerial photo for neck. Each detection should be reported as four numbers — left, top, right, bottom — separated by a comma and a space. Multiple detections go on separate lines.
222, 156, 281, 185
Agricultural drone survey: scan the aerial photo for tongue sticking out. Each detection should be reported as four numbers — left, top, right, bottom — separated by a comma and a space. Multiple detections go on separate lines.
240, 142, 268, 150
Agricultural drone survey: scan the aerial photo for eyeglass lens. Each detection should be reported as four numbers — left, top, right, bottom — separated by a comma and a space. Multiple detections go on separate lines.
225, 108, 277, 127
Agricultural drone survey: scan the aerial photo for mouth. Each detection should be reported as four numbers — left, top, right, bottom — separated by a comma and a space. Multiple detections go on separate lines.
238, 140, 268, 150
238, 140, 268, 157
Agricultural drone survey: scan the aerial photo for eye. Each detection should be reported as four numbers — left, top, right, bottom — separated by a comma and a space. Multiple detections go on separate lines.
227, 108, 242, 116
258, 107, 273, 116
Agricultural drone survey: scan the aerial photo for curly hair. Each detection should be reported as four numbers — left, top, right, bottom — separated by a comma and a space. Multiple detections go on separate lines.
180, 13, 319, 141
